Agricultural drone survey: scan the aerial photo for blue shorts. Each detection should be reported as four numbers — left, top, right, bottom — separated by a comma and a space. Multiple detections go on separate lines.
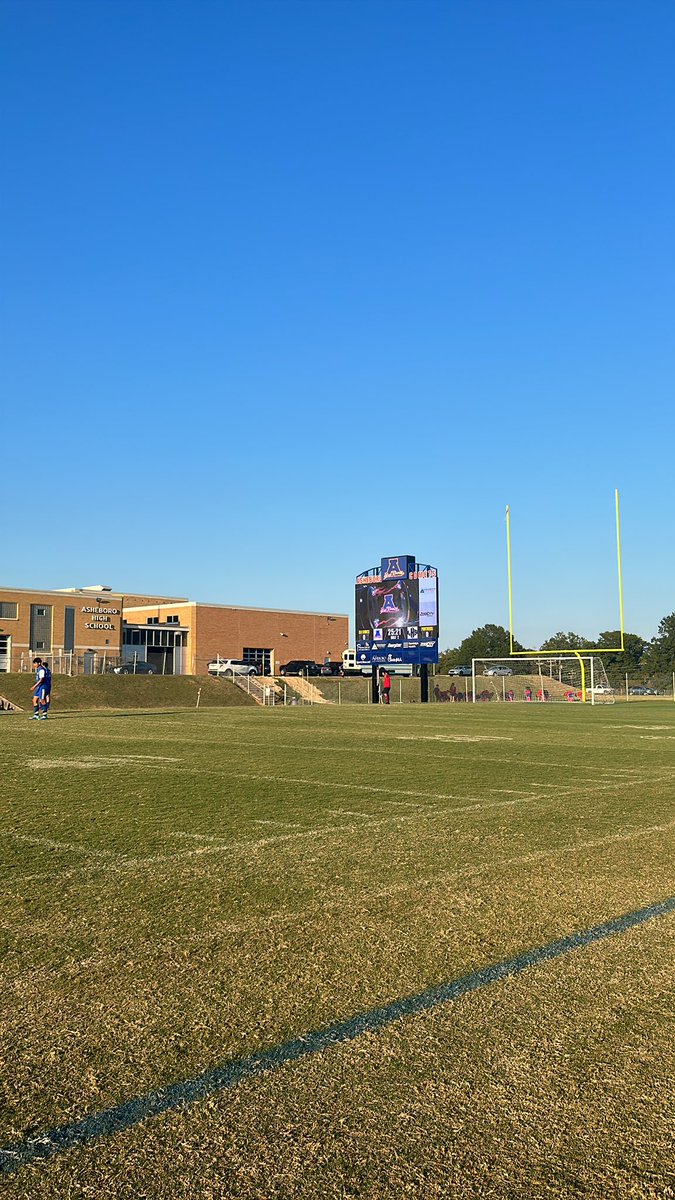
35, 686, 49, 701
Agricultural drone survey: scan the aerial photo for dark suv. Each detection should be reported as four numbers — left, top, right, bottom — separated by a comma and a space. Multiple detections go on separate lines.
279, 660, 322, 676
320, 662, 343, 676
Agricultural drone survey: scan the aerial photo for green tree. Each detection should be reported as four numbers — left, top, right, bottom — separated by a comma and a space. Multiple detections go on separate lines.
438, 646, 461, 673
595, 630, 649, 681
438, 624, 525, 672
539, 631, 591, 652
642, 614, 675, 679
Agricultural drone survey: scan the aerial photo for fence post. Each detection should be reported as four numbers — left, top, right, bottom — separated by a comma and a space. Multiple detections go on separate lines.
399, 678, 402, 704
625, 673, 629, 702
338, 680, 341, 705
196, 687, 201, 708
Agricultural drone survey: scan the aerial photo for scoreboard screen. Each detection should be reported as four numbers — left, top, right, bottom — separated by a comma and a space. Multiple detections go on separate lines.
355, 557, 439, 665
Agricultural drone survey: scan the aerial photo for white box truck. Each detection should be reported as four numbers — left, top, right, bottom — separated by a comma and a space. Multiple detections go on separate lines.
341, 649, 413, 676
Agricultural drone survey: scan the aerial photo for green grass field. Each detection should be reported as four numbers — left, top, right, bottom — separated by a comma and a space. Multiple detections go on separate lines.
1, 702, 674, 1198
0, 673, 256, 711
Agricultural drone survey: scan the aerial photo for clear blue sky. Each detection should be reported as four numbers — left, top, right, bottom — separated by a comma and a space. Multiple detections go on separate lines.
3, 0, 674, 647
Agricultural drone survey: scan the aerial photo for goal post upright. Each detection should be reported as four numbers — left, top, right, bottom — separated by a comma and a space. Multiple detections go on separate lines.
615, 487, 625, 652
504, 489, 626, 703
506, 503, 515, 656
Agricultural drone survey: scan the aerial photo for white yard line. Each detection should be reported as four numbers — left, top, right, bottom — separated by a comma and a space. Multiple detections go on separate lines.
8, 818, 675, 985
5, 793, 549, 884
6, 767, 674, 886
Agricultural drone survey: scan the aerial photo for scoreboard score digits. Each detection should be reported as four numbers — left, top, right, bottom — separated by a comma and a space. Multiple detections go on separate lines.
355, 555, 439, 666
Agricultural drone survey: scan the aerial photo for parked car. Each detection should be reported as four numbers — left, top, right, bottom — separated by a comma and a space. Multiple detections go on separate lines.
587, 685, 614, 695
279, 660, 322, 676
628, 686, 649, 695
207, 659, 259, 677
113, 661, 158, 675
448, 666, 472, 676
484, 665, 513, 676
320, 662, 343, 676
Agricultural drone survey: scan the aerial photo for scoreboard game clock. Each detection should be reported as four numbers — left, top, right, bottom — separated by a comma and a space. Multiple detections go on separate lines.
355, 555, 439, 667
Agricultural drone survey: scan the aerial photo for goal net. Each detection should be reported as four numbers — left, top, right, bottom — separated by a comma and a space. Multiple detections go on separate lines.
471, 657, 615, 704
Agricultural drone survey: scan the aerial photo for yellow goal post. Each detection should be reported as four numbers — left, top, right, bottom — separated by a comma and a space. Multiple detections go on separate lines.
505, 489, 625, 703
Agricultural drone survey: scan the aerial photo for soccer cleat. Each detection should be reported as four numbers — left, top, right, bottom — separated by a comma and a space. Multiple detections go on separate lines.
38, 714, 48, 720
29, 713, 40, 720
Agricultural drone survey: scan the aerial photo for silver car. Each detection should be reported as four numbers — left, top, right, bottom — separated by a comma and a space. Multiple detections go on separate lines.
208, 659, 259, 677
484, 665, 513, 676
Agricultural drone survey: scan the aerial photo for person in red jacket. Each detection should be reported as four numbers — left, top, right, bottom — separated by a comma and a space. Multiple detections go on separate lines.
382, 671, 391, 704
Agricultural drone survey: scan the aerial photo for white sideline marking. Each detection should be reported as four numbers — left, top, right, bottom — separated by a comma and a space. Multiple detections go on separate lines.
26, 755, 178, 771
168, 831, 221, 842
2, 832, 117, 859
396, 734, 513, 743
483, 756, 649, 777
609, 725, 673, 731
227, 772, 508, 804
91, 822, 376, 870
253, 819, 305, 829
325, 808, 374, 819
640, 735, 675, 741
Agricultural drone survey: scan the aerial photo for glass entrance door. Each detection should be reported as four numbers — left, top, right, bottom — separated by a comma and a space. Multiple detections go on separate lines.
0, 636, 9, 672
243, 648, 272, 675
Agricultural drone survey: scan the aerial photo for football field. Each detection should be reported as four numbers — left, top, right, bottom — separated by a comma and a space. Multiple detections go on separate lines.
1, 702, 674, 1198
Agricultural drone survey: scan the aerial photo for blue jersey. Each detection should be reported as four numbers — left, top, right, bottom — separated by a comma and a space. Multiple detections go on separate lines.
35, 665, 51, 692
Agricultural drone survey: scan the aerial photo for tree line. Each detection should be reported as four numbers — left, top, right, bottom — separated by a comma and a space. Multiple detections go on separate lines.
438, 614, 675, 684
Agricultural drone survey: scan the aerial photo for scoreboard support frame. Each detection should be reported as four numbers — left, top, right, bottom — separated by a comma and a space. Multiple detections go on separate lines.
355, 556, 439, 705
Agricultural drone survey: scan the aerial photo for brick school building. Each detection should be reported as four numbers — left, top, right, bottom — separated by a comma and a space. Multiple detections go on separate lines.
0, 586, 348, 677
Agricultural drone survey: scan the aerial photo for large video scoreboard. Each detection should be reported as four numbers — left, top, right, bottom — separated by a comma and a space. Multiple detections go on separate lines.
355, 555, 439, 668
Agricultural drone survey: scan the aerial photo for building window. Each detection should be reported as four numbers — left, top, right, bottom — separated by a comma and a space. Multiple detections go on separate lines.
36, 640, 45, 650
147, 617, 159, 625
36, 607, 47, 617
0, 602, 18, 619
166, 615, 179, 624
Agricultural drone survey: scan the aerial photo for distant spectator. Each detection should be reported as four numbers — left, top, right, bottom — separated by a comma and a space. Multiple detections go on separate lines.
524, 687, 533, 702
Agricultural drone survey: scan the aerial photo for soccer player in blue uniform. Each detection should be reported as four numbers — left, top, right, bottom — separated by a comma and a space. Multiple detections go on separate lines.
30, 657, 51, 720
